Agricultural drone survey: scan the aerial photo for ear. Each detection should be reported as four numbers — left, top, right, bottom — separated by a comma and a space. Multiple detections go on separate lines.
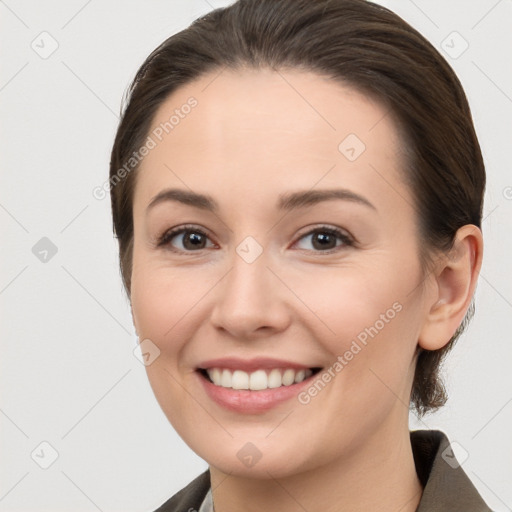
418, 225, 483, 351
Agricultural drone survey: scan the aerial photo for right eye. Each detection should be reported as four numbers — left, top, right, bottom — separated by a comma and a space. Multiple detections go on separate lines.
157, 225, 217, 253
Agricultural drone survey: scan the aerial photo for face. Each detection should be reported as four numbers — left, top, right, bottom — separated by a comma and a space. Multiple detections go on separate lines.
130, 68, 431, 478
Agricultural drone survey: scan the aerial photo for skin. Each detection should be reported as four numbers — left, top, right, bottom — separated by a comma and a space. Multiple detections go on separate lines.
129, 68, 483, 512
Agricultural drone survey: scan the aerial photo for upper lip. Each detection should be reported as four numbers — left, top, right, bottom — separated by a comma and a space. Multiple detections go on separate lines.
197, 357, 321, 372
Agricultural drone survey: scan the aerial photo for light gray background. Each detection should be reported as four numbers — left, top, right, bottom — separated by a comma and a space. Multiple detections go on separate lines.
1, 1, 511, 511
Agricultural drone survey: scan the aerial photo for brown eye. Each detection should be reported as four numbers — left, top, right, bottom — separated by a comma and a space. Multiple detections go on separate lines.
158, 226, 215, 252
294, 226, 353, 253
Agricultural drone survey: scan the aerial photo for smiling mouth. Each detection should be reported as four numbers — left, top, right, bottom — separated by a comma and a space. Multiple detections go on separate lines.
197, 367, 323, 391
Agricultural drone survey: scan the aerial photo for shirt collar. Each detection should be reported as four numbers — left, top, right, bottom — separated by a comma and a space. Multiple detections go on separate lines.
411, 430, 491, 511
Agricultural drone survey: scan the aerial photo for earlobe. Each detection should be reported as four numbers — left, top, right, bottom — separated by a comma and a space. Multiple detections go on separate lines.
418, 225, 483, 351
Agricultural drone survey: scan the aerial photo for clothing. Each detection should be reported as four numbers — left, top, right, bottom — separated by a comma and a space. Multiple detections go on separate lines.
153, 430, 492, 512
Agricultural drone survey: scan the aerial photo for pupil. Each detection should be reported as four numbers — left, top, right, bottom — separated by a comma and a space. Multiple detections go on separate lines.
313, 233, 334, 250
185, 232, 204, 249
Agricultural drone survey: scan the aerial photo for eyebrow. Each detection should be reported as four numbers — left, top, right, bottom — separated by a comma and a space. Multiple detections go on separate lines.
146, 187, 376, 213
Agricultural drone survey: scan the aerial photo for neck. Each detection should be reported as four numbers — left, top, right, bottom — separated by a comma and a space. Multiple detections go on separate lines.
209, 422, 423, 512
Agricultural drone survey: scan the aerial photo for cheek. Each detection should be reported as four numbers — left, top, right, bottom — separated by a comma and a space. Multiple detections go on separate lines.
130, 248, 208, 341
296, 262, 422, 392
131, 268, 177, 344
130, 258, 211, 430
289, 263, 413, 341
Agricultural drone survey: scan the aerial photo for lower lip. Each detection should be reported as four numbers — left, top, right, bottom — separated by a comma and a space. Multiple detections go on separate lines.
196, 370, 319, 414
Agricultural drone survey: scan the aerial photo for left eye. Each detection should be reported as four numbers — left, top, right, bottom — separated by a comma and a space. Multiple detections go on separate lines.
294, 227, 353, 252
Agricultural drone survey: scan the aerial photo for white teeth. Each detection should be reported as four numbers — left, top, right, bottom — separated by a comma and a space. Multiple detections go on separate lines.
249, 370, 268, 391
232, 370, 249, 390
268, 368, 282, 389
205, 367, 315, 390
210, 368, 221, 384
294, 369, 306, 383
220, 369, 232, 388
282, 369, 295, 386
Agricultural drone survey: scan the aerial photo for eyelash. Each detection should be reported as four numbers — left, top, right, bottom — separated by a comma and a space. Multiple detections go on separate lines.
156, 223, 355, 255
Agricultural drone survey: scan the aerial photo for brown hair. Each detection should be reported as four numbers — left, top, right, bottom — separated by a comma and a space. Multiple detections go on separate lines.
109, 0, 485, 415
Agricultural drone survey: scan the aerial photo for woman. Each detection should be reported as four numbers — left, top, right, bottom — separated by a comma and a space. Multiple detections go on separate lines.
109, 0, 491, 510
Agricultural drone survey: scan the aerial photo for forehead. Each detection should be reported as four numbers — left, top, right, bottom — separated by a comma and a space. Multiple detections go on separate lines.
134, 68, 407, 213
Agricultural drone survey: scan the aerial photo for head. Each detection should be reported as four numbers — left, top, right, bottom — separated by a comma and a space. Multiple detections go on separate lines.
109, 0, 484, 476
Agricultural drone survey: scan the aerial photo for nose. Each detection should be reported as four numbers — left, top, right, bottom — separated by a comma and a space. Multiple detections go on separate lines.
209, 246, 292, 339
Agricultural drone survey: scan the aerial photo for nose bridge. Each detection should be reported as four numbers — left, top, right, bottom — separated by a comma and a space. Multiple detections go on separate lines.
222, 241, 272, 312
210, 237, 289, 335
